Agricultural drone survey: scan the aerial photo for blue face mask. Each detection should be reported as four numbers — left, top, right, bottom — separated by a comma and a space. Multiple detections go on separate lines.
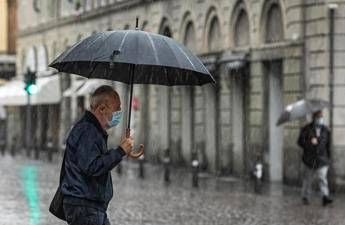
315, 117, 324, 126
106, 110, 122, 129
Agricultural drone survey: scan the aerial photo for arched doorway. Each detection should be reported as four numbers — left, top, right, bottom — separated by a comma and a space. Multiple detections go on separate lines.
207, 17, 221, 52
198, 10, 221, 172
181, 19, 196, 165
262, 1, 285, 181
219, 3, 250, 175
158, 19, 183, 165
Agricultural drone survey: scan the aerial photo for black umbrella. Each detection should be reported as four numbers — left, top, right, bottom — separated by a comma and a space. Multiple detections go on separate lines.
276, 99, 330, 126
49, 19, 215, 157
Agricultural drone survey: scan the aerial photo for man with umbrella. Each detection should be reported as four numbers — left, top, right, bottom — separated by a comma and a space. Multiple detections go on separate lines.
49, 19, 215, 224
61, 85, 135, 225
297, 110, 333, 206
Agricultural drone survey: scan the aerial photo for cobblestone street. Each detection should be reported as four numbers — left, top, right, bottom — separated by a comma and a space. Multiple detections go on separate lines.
0, 154, 344, 225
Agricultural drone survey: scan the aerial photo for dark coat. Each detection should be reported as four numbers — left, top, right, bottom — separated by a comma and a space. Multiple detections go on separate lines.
297, 122, 331, 169
61, 111, 126, 211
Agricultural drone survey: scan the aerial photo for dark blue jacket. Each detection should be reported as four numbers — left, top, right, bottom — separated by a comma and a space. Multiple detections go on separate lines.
297, 122, 331, 169
61, 111, 126, 211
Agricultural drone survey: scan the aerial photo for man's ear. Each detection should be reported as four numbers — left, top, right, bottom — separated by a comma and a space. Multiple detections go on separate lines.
99, 104, 106, 113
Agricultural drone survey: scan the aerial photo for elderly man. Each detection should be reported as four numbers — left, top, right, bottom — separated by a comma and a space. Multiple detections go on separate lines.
61, 85, 139, 225
298, 110, 333, 206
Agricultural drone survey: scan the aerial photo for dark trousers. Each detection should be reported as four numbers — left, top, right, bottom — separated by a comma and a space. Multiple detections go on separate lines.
63, 204, 110, 225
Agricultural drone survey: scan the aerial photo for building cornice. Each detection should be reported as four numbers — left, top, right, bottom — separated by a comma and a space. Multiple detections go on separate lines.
17, 0, 149, 38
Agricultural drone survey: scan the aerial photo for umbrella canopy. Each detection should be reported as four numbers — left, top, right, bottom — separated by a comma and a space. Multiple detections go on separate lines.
49, 20, 215, 158
49, 30, 215, 86
276, 99, 330, 126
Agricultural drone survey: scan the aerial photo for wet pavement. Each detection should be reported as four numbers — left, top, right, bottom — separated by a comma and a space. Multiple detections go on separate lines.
0, 153, 344, 225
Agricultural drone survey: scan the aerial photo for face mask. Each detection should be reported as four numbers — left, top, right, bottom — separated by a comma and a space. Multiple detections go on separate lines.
106, 110, 122, 129
315, 117, 324, 126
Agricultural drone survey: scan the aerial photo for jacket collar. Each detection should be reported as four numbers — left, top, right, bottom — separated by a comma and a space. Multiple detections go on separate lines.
308, 122, 325, 136
310, 121, 325, 129
84, 110, 108, 139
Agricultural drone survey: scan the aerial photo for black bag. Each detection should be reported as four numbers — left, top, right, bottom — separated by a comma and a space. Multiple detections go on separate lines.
49, 152, 66, 221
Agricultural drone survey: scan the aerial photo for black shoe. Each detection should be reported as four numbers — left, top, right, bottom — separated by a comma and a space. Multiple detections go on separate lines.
302, 197, 309, 205
322, 196, 333, 206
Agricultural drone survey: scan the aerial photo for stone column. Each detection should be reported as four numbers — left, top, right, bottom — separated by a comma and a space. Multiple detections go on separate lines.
158, 86, 170, 152
181, 87, 193, 164
204, 84, 218, 173
58, 74, 71, 151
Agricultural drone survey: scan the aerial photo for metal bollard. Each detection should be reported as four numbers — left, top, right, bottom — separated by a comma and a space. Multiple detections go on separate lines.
11, 136, 17, 156
253, 162, 263, 193
47, 140, 53, 162
26, 146, 31, 158
0, 142, 5, 156
34, 146, 39, 159
192, 159, 199, 188
163, 149, 170, 183
34, 137, 39, 160
138, 154, 145, 178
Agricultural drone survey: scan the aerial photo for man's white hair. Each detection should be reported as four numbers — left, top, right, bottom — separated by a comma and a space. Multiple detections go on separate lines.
89, 85, 119, 110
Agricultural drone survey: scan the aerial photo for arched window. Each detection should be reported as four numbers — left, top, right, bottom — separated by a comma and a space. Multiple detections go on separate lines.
141, 21, 148, 31
33, 0, 42, 13
183, 22, 196, 52
124, 24, 130, 30
208, 17, 221, 52
265, 4, 284, 43
234, 10, 250, 47
162, 27, 172, 38
159, 18, 173, 38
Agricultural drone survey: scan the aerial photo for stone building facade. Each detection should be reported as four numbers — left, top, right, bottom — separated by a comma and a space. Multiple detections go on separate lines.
0, 0, 17, 154
0, 0, 16, 81
9, 0, 345, 188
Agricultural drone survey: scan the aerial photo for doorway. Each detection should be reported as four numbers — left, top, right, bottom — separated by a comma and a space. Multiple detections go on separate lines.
264, 60, 284, 182
230, 66, 249, 175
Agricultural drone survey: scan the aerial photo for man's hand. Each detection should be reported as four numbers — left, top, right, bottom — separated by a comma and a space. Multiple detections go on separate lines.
120, 136, 134, 155
311, 137, 318, 145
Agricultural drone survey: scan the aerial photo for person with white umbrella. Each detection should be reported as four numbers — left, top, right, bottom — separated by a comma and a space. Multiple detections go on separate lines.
277, 99, 333, 206
297, 110, 333, 206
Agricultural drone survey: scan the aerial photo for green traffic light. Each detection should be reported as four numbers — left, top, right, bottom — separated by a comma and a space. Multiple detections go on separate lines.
26, 84, 38, 95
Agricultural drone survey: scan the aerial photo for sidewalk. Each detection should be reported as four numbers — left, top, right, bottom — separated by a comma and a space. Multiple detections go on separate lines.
0, 154, 344, 225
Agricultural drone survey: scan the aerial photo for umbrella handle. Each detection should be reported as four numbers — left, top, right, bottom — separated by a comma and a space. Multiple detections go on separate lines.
126, 128, 144, 159
128, 144, 144, 159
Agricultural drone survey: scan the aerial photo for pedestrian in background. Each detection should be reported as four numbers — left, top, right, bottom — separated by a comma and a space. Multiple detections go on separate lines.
297, 110, 333, 206
60, 85, 136, 225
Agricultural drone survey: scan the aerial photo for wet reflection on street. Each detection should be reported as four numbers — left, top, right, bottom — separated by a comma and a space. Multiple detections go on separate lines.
0, 154, 344, 225
21, 166, 41, 225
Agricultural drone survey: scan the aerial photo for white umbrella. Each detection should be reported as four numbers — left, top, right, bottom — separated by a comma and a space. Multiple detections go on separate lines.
276, 99, 330, 126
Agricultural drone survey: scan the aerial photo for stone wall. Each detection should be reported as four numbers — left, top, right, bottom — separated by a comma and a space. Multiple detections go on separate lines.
14, 0, 345, 187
